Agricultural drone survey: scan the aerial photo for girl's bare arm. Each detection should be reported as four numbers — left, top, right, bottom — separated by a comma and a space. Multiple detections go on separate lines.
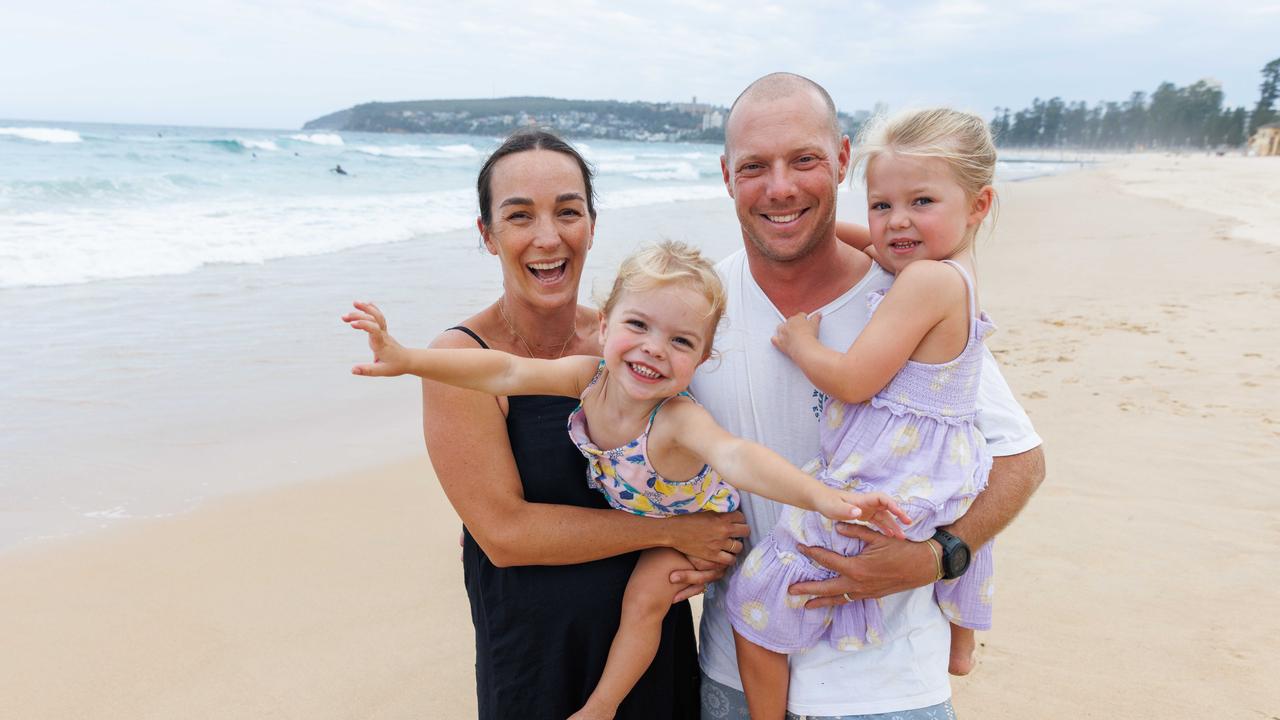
772, 260, 964, 404
345, 300, 598, 397
660, 401, 909, 533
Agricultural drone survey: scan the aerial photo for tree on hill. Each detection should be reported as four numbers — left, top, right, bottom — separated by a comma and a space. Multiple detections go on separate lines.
991, 77, 1252, 150
1249, 57, 1280, 135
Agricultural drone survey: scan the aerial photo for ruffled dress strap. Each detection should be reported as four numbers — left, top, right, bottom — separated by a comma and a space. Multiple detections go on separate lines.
644, 390, 693, 432
580, 359, 606, 399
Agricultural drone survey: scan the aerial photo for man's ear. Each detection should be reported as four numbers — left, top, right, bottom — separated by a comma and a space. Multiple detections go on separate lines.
721, 155, 734, 199
836, 135, 852, 184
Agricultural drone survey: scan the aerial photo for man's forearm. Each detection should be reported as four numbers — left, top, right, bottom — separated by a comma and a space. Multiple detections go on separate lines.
944, 446, 1045, 549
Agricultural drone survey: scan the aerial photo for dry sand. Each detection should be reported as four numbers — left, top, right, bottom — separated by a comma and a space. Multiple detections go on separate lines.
2, 155, 1278, 718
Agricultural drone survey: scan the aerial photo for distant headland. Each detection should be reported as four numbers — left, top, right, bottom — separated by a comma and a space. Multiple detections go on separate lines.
303, 96, 864, 143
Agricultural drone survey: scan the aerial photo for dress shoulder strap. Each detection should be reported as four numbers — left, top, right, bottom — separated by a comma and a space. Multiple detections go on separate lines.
580, 359, 607, 400
939, 260, 979, 331
645, 390, 693, 431
446, 325, 489, 349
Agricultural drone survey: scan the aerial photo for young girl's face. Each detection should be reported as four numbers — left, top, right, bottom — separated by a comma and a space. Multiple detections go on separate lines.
599, 283, 715, 403
865, 154, 988, 274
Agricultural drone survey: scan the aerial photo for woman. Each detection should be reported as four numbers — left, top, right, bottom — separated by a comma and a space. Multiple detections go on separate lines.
421, 130, 747, 719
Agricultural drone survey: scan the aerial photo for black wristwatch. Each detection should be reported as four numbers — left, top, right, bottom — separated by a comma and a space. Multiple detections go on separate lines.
931, 529, 971, 580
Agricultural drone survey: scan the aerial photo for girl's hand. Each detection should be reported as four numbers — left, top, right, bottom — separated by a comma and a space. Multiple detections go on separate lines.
772, 312, 821, 358
814, 488, 911, 539
849, 491, 913, 539
343, 301, 409, 376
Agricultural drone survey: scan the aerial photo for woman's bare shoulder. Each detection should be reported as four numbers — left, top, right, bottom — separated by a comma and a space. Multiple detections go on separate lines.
428, 308, 500, 350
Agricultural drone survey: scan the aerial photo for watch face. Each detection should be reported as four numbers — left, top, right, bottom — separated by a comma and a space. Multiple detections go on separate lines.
950, 546, 971, 576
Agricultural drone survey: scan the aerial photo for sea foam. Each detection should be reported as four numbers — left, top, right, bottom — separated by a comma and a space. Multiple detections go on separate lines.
0, 127, 83, 143
288, 133, 345, 146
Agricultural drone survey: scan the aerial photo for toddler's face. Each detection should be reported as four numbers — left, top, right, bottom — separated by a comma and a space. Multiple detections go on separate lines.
865, 154, 980, 274
598, 284, 714, 403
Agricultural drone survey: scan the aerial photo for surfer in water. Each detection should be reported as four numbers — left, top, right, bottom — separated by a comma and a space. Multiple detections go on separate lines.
332, 164, 349, 176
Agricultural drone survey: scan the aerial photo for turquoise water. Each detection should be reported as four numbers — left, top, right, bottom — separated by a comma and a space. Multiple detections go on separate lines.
0, 121, 1069, 288
0, 121, 729, 288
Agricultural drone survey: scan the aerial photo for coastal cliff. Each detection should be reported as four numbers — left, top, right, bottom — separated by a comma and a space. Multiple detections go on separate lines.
302, 96, 729, 142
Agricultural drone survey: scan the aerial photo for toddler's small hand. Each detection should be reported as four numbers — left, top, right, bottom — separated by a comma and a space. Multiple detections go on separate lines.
815, 488, 863, 524
343, 300, 407, 377
851, 491, 913, 540
772, 312, 822, 357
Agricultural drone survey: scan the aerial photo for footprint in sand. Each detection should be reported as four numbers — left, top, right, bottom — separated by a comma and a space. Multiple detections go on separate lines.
1024, 391, 1048, 400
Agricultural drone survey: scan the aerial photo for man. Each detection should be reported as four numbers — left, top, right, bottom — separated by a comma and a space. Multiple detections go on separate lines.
680, 73, 1045, 718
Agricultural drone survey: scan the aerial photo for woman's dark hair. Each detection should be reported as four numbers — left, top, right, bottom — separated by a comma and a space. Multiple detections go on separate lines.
476, 129, 597, 226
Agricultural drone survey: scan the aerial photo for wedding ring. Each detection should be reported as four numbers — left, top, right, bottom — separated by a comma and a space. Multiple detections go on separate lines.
842, 592, 855, 603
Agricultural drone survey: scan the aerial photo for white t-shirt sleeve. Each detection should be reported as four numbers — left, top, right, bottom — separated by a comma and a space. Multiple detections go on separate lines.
975, 345, 1043, 457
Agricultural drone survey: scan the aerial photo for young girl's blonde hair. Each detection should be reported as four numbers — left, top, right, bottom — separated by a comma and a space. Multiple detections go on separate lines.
854, 108, 998, 233
600, 240, 727, 340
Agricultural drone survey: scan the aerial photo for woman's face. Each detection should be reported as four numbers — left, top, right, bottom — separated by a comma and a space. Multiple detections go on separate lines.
479, 149, 594, 311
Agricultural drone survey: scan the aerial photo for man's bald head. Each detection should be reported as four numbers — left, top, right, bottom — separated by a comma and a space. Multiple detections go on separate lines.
724, 72, 842, 153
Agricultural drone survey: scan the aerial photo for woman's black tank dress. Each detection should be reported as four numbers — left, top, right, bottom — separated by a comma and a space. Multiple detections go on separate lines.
451, 327, 699, 719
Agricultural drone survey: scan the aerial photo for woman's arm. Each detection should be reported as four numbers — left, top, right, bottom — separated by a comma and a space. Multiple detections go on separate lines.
346, 301, 598, 397
771, 260, 962, 404
660, 401, 909, 534
422, 330, 749, 569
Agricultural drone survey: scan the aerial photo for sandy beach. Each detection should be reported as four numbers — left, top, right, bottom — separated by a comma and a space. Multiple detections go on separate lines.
2, 154, 1278, 718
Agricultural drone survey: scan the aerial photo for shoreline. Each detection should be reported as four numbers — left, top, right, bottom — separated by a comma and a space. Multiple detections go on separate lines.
2, 155, 1278, 717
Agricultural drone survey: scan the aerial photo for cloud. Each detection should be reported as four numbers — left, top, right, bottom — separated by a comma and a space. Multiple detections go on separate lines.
1, 0, 1276, 127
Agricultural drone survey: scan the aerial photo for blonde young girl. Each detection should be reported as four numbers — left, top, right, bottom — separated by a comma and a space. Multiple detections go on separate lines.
343, 241, 910, 720
724, 109, 1002, 718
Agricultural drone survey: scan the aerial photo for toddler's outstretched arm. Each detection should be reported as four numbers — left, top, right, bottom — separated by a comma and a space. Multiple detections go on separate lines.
343, 301, 598, 398
661, 400, 910, 534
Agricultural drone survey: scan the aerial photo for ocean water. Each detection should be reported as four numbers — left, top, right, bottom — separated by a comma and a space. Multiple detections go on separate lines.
0, 120, 1077, 553
0, 121, 1071, 290
0, 121, 736, 289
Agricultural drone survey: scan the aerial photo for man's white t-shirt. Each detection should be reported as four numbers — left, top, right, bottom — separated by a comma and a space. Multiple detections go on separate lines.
691, 250, 1042, 717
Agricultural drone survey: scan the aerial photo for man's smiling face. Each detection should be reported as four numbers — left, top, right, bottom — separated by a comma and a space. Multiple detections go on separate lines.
721, 88, 850, 264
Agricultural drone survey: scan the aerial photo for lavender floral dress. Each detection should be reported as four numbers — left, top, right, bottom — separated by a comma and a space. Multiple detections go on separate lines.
727, 261, 996, 653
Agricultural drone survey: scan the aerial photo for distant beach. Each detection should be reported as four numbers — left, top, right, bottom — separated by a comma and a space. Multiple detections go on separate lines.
1, 130, 1276, 717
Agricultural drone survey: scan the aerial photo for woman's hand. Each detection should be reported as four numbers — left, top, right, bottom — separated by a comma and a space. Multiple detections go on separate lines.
664, 510, 749, 566
772, 311, 821, 358
343, 301, 409, 376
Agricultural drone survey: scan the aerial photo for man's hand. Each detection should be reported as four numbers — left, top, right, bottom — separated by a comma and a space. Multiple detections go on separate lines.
789, 523, 937, 608
669, 555, 733, 603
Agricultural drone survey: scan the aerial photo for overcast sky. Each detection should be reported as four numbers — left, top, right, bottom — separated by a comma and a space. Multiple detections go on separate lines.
3, 0, 1277, 130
